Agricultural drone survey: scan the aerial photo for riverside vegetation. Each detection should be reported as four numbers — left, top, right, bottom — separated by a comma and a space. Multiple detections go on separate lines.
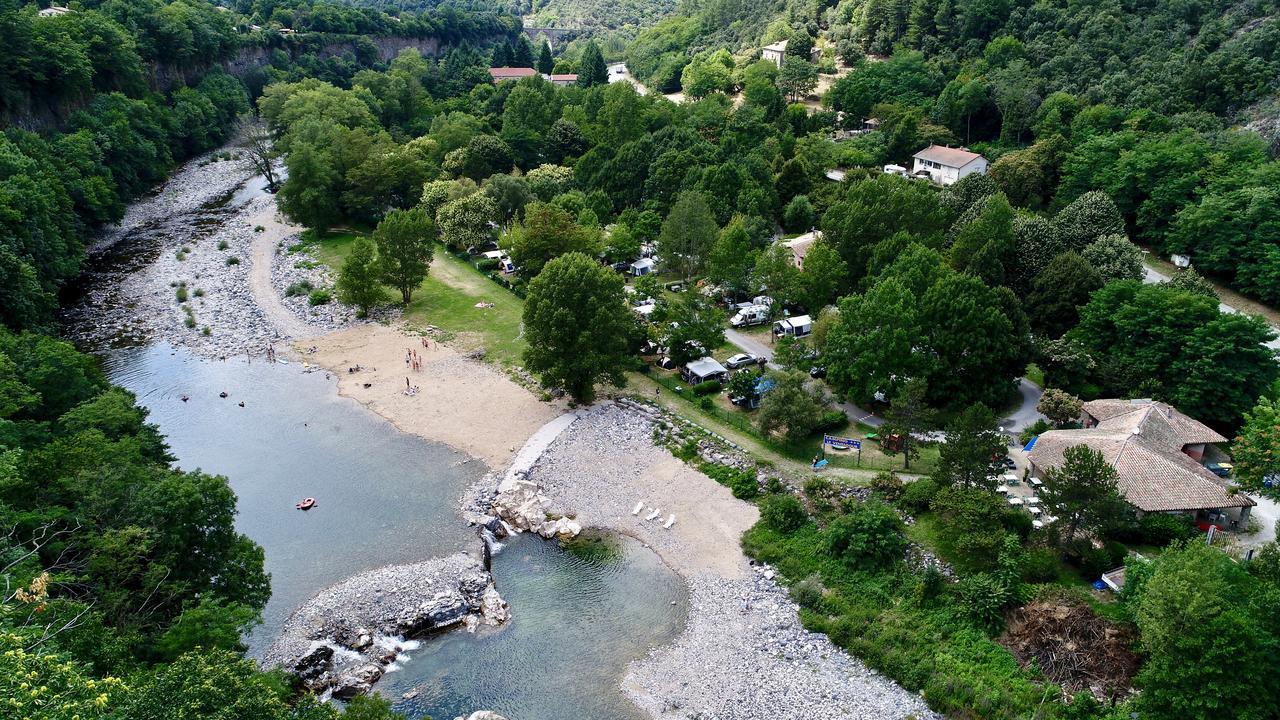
5, 0, 1280, 717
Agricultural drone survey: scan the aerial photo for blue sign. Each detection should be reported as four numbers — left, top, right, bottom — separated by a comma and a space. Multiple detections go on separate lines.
824, 435, 861, 450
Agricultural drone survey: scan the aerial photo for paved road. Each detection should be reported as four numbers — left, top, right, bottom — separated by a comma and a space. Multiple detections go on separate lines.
1142, 264, 1280, 350
723, 327, 1047, 434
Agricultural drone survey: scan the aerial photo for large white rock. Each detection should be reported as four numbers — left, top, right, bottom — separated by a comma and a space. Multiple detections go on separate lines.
454, 712, 509, 720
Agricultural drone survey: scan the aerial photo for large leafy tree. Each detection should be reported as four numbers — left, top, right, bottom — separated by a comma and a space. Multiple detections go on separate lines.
705, 217, 758, 296
658, 191, 718, 280
757, 370, 828, 443
523, 252, 630, 402
373, 208, 434, 304
821, 174, 951, 284
777, 58, 818, 103
1130, 543, 1280, 720
795, 240, 849, 312
1039, 444, 1126, 545
1231, 397, 1280, 501
1025, 252, 1103, 338
510, 202, 599, 277
662, 290, 726, 365
825, 277, 924, 402
437, 192, 498, 250
1070, 281, 1278, 426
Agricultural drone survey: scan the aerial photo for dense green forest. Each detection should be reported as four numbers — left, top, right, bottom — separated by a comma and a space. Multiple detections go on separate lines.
0, 0, 510, 331
0, 0, 510, 715
623, 0, 1280, 302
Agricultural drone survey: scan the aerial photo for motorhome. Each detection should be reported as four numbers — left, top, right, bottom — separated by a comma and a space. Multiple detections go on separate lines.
730, 304, 770, 328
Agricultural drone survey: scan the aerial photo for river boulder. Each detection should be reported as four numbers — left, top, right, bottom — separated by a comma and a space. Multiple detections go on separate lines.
331, 664, 384, 699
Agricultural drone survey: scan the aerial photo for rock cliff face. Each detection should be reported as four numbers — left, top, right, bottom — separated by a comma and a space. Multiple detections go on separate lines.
264, 553, 508, 698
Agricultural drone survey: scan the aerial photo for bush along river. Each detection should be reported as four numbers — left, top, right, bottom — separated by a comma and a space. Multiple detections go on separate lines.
67, 155, 688, 720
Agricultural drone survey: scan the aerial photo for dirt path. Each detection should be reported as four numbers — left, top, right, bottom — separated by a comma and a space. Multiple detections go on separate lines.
246, 204, 317, 343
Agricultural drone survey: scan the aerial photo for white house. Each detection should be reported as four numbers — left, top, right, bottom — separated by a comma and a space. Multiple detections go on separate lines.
37, 5, 73, 15
761, 39, 819, 68
910, 145, 988, 186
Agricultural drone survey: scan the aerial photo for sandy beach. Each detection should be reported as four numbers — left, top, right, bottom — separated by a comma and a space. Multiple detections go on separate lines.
305, 324, 562, 470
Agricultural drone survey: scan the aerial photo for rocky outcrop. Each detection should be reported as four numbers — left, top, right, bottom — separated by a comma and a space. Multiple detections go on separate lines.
489, 471, 583, 541
453, 712, 509, 720
264, 553, 509, 698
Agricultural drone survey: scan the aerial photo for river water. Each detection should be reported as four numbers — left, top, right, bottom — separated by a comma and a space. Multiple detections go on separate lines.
74, 170, 688, 720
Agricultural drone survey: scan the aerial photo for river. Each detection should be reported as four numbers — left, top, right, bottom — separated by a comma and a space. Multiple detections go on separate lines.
71, 165, 688, 720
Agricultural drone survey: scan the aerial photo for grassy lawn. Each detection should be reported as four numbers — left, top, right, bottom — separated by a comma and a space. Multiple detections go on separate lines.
1024, 362, 1045, 388
310, 231, 528, 366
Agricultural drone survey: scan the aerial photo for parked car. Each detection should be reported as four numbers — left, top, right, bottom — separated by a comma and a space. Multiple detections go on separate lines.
725, 352, 760, 369
809, 365, 826, 378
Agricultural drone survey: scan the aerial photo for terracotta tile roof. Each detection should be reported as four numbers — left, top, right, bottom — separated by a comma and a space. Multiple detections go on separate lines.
912, 144, 984, 168
488, 67, 537, 80
1082, 399, 1227, 445
550, 74, 578, 82
1028, 400, 1251, 512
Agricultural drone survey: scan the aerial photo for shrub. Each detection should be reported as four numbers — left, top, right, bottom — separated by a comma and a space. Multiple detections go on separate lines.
760, 493, 807, 533
193, 288, 204, 297
1018, 418, 1051, 445
226, 256, 240, 266
1000, 507, 1035, 540
701, 462, 759, 499
897, 478, 939, 514
919, 566, 946, 604
1021, 548, 1060, 583
254, 225, 265, 232
217, 240, 229, 250
308, 288, 332, 306
698, 396, 713, 410
803, 477, 835, 509
476, 258, 501, 271
285, 280, 314, 297
184, 315, 196, 329
870, 471, 904, 502
957, 572, 1012, 631
691, 380, 722, 396
790, 573, 825, 609
1078, 545, 1116, 579
814, 409, 849, 433
823, 501, 906, 569
201, 326, 211, 336
175, 286, 188, 302
1138, 513, 1197, 546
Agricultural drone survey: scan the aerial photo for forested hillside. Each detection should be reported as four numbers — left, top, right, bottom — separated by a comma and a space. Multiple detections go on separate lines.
0, 0, 510, 331
625, 0, 1280, 303
0, 2, 510, 715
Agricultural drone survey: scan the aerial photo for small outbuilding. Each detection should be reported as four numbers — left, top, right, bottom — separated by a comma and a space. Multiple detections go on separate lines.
682, 357, 729, 385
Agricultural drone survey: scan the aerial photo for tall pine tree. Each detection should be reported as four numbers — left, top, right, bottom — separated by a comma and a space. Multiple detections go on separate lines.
577, 40, 608, 87
536, 41, 554, 74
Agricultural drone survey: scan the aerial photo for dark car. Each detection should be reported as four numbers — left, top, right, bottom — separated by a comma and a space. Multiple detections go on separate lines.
809, 365, 826, 378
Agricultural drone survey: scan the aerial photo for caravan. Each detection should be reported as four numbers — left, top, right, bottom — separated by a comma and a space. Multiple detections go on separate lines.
772, 314, 812, 338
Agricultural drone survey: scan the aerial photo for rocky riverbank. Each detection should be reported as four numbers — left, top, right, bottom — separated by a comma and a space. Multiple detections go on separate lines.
264, 553, 508, 699
468, 401, 937, 720
64, 144, 379, 358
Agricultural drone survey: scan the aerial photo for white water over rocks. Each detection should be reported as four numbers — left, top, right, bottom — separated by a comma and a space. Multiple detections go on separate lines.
264, 553, 508, 698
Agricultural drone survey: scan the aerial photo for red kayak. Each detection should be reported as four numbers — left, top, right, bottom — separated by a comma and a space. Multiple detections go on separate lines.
296, 497, 316, 510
